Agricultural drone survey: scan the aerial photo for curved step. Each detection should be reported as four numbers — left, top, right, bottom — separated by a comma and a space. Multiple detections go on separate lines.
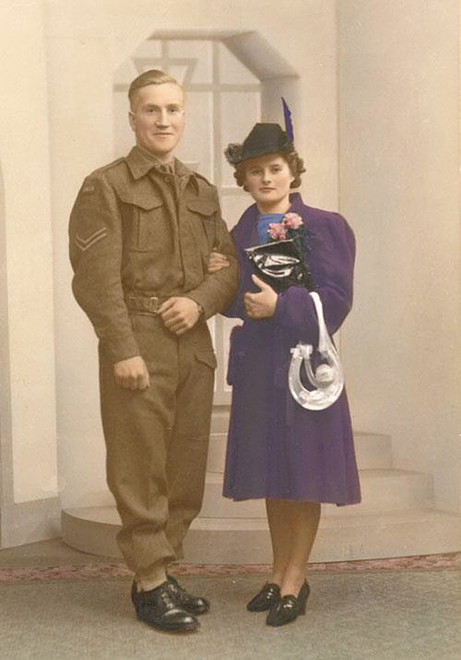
199, 468, 434, 518
62, 506, 461, 563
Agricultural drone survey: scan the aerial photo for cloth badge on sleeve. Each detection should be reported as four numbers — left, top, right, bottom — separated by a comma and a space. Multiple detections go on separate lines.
74, 227, 108, 251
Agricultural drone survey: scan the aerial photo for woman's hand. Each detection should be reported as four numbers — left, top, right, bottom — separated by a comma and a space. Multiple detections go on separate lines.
208, 251, 229, 273
244, 275, 277, 319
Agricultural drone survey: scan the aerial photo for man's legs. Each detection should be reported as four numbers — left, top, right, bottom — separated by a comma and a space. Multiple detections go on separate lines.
164, 321, 216, 558
99, 315, 179, 590
99, 315, 215, 629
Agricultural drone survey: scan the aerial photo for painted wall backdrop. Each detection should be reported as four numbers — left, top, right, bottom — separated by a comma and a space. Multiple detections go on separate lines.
0, 0, 459, 549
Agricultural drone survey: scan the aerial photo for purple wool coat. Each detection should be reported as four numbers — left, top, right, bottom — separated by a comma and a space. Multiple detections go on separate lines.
222, 193, 361, 505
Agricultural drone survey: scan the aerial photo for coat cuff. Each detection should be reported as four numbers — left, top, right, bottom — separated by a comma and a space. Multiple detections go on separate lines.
101, 333, 141, 364
182, 293, 209, 318
272, 290, 288, 325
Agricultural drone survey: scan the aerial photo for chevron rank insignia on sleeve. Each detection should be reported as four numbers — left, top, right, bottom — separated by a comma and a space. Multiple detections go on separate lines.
74, 227, 108, 251
81, 184, 95, 195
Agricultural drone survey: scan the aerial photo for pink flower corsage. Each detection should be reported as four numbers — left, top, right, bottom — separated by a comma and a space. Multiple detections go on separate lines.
268, 223, 287, 241
283, 212, 303, 229
267, 212, 303, 241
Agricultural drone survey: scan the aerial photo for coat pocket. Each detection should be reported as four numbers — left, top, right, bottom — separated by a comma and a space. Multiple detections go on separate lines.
226, 325, 245, 386
119, 191, 164, 252
186, 199, 219, 249
195, 349, 218, 370
186, 200, 218, 221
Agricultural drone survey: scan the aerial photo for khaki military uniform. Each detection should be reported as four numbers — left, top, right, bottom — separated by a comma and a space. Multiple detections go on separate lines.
69, 146, 238, 588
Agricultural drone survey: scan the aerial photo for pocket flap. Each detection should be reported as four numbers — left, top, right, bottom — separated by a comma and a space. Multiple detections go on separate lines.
187, 200, 218, 217
118, 191, 164, 211
195, 350, 218, 370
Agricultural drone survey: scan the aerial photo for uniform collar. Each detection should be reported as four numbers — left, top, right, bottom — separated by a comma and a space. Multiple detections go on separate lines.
125, 145, 197, 186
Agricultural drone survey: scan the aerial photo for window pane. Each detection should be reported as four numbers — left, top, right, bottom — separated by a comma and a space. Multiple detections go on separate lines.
169, 40, 213, 84
221, 193, 252, 230
175, 91, 214, 181
219, 43, 260, 85
220, 91, 261, 186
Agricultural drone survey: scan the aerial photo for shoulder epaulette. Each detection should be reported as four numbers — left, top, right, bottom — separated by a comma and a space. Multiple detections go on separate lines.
193, 171, 214, 187
87, 157, 126, 180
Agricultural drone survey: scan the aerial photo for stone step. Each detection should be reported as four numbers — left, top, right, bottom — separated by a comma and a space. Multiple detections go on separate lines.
186, 509, 461, 563
207, 431, 393, 473
61, 506, 461, 563
199, 469, 434, 518
210, 407, 231, 434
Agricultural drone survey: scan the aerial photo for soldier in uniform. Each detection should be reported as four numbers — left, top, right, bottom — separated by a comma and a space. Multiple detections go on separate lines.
69, 70, 238, 633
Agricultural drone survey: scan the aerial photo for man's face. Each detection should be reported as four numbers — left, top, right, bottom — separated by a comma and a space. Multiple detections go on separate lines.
129, 82, 185, 162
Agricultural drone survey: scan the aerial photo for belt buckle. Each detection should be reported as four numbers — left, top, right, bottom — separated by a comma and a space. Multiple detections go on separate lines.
148, 296, 159, 314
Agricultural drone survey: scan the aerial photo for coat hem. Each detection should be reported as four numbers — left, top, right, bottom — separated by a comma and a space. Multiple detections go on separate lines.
222, 491, 362, 506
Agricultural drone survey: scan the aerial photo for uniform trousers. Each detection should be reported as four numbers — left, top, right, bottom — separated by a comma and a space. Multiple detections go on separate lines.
99, 312, 216, 590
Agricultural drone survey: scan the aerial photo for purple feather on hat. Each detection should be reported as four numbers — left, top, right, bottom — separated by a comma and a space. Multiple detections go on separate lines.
282, 98, 294, 143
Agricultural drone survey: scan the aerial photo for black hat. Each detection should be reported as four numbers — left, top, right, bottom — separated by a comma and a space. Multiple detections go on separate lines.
224, 123, 293, 166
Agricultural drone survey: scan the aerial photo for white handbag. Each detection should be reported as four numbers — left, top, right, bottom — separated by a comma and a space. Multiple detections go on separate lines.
288, 292, 344, 410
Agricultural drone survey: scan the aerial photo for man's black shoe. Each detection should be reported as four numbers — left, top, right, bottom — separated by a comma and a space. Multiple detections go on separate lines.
167, 575, 210, 615
131, 581, 200, 632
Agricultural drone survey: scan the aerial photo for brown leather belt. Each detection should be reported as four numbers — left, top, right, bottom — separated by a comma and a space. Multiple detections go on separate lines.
125, 293, 163, 315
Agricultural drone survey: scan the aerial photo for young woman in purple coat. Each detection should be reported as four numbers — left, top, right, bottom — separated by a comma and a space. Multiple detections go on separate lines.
209, 122, 361, 627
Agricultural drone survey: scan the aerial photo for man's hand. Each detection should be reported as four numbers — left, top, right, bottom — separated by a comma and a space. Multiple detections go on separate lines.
159, 297, 201, 336
114, 355, 150, 390
244, 275, 277, 319
208, 251, 230, 273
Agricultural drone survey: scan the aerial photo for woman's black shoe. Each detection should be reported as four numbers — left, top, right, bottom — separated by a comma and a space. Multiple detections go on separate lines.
167, 575, 210, 615
247, 582, 281, 612
266, 581, 310, 627
131, 581, 200, 633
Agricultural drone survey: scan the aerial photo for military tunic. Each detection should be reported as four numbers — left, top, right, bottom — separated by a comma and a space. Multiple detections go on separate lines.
69, 146, 238, 587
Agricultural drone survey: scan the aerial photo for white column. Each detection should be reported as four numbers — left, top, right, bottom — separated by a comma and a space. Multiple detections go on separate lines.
45, 0, 118, 509
0, 0, 59, 546
338, 0, 461, 512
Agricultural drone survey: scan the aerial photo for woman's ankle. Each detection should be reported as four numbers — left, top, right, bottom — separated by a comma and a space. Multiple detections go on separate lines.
280, 568, 306, 597
268, 571, 283, 587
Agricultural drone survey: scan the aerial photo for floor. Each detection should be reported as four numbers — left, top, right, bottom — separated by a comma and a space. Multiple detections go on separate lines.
1, 539, 460, 660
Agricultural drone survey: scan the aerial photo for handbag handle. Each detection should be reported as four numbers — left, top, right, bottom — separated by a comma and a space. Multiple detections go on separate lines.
310, 292, 329, 355
288, 292, 345, 411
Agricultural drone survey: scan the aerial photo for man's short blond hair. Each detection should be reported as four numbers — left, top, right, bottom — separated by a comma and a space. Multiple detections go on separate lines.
128, 70, 184, 109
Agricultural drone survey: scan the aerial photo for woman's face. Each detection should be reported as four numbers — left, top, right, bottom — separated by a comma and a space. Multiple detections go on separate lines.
243, 153, 294, 212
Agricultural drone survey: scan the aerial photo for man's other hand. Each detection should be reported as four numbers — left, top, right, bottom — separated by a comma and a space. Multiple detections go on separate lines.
114, 356, 150, 390
159, 297, 201, 336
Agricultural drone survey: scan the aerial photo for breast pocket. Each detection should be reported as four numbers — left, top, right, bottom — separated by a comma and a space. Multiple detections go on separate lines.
186, 200, 219, 248
120, 192, 165, 252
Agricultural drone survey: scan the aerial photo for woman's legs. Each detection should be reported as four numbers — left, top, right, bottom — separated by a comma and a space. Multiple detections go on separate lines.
281, 500, 320, 596
266, 498, 321, 596
266, 499, 293, 585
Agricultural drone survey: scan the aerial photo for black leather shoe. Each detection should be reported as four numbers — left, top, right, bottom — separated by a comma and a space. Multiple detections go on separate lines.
131, 581, 200, 632
266, 581, 310, 627
247, 582, 281, 612
166, 575, 210, 615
